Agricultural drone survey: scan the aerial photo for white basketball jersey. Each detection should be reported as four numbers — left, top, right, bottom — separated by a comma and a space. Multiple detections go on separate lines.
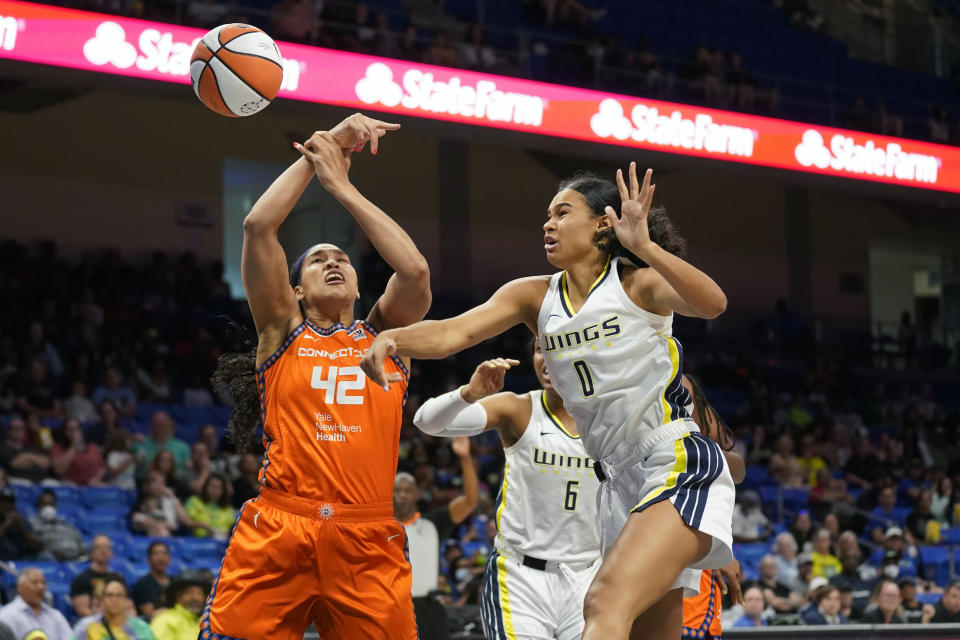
495, 391, 601, 564
537, 258, 692, 461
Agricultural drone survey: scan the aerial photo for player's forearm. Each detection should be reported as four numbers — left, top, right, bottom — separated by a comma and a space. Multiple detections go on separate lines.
242, 157, 315, 233
328, 183, 429, 284
634, 241, 727, 318
386, 319, 477, 360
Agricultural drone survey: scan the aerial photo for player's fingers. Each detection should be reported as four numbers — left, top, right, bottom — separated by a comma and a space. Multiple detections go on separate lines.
293, 141, 315, 159
504, 359, 520, 366
386, 372, 402, 383
604, 205, 620, 225
371, 119, 401, 130
629, 162, 640, 199
615, 167, 629, 202
367, 123, 381, 155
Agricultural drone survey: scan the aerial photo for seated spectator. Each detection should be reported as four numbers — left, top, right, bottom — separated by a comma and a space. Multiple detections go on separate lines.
922, 581, 960, 624
899, 578, 924, 623
51, 418, 105, 485
843, 437, 876, 491
810, 528, 842, 579
0, 416, 51, 484
627, 35, 664, 95
731, 585, 768, 627
70, 535, 118, 618
133, 412, 190, 477
132, 541, 171, 619
930, 105, 950, 144
148, 450, 179, 491
931, 476, 955, 526
103, 429, 136, 489
809, 468, 855, 521
137, 359, 172, 404
829, 548, 876, 611
73, 576, 153, 639
197, 424, 235, 480
87, 399, 126, 447
868, 527, 919, 579
773, 531, 802, 590
0, 567, 72, 640
270, 0, 323, 43
769, 433, 805, 487
732, 489, 773, 542
791, 510, 814, 552
906, 489, 937, 542
180, 442, 212, 497
28, 489, 86, 561
25, 321, 64, 378
149, 571, 210, 640
866, 486, 904, 544
725, 51, 756, 111
15, 358, 64, 421
798, 435, 827, 487
456, 25, 498, 71
64, 380, 99, 423
132, 471, 209, 537
184, 473, 235, 540
425, 31, 457, 67
92, 367, 137, 418
182, 374, 214, 408
397, 24, 422, 61
758, 554, 803, 613
185, 0, 228, 28
232, 452, 262, 508
838, 585, 861, 622
802, 584, 847, 625
0, 486, 42, 560
860, 579, 906, 624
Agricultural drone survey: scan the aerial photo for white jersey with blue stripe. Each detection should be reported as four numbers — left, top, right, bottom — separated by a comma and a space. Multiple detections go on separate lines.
537, 257, 693, 461
495, 391, 601, 564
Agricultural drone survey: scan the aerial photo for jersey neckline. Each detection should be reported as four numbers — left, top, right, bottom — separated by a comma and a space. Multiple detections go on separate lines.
558, 256, 612, 318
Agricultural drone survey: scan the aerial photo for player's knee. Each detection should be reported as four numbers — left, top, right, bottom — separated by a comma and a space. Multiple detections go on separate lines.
583, 578, 616, 620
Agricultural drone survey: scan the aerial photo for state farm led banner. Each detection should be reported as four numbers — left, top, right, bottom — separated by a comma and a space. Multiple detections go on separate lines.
1, 0, 957, 193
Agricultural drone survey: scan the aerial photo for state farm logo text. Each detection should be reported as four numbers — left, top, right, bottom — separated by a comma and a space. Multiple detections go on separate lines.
355, 62, 544, 126
590, 98, 756, 157
82, 21, 301, 90
795, 129, 940, 184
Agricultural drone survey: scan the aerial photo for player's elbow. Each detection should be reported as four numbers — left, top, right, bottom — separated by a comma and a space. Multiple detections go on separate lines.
700, 292, 727, 319
242, 213, 276, 236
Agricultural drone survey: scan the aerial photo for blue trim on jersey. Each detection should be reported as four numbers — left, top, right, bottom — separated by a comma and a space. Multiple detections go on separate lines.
631, 433, 723, 531
200, 501, 250, 640
682, 570, 720, 639
663, 337, 691, 422
480, 551, 508, 640
255, 322, 307, 374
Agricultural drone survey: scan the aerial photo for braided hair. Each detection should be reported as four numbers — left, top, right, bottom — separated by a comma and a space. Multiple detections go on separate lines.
557, 172, 687, 267
211, 350, 260, 451
685, 374, 736, 451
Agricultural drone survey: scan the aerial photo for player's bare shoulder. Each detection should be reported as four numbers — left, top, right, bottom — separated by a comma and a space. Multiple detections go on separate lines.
484, 391, 535, 446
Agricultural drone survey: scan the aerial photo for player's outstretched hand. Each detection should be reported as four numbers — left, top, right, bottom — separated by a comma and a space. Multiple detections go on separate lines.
326, 112, 401, 155
461, 358, 520, 403
604, 163, 655, 254
360, 333, 402, 391
451, 436, 471, 458
718, 557, 744, 606
295, 133, 353, 191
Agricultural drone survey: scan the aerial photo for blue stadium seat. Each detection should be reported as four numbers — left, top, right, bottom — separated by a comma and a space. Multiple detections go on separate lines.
917, 592, 941, 605
128, 536, 183, 563
919, 546, 951, 585
733, 543, 769, 573
80, 512, 129, 535
83, 487, 136, 510
16, 561, 69, 585
940, 527, 960, 544
180, 537, 226, 562
11, 484, 38, 507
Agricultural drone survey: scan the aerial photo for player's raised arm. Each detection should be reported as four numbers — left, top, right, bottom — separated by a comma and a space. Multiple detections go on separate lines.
242, 113, 400, 343
296, 129, 429, 331
607, 164, 727, 319
413, 358, 530, 446
360, 276, 548, 388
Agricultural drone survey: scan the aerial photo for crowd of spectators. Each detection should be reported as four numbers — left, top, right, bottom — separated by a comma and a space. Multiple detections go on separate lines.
0, 233, 957, 635
39, 0, 960, 145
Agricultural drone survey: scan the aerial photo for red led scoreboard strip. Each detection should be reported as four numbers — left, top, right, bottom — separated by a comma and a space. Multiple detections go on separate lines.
1, 0, 958, 193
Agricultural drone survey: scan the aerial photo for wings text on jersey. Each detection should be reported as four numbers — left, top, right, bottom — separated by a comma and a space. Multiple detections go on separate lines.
541, 315, 622, 353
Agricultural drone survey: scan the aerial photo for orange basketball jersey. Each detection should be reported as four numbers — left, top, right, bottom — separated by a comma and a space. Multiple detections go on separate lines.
257, 320, 408, 505
682, 569, 723, 639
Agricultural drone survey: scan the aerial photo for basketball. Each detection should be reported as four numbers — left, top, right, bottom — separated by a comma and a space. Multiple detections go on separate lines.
190, 24, 284, 117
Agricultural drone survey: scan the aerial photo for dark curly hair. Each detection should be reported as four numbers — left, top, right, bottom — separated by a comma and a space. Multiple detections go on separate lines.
210, 350, 261, 452
557, 172, 686, 267
685, 373, 735, 451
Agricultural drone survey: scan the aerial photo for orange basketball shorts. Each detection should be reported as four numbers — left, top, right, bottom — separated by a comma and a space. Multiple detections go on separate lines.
200, 487, 417, 640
